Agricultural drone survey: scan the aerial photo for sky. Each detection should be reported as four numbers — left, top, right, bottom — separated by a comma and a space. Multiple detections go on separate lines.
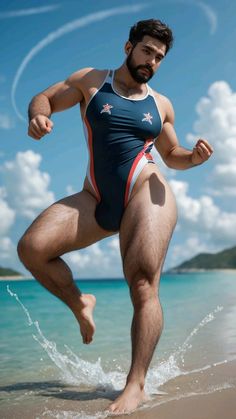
0, 0, 236, 278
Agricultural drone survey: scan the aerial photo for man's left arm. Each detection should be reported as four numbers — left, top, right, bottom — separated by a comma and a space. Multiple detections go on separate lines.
155, 96, 213, 169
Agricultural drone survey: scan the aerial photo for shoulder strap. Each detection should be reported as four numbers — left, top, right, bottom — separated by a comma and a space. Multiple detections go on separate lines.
105, 69, 113, 84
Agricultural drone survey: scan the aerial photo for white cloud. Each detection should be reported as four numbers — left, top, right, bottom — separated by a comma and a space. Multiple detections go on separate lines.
187, 81, 236, 196
0, 237, 15, 260
66, 185, 77, 196
0, 187, 15, 236
169, 236, 210, 268
64, 236, 123, 278
0, 113, 14, 130
0, 188, 15, 263
0, 5, 61, 18
170, 179, 236, 245
11, 3, 149, 121
164, 80, 236, 269
108, 236, 120, 251
2, 150, 55, 219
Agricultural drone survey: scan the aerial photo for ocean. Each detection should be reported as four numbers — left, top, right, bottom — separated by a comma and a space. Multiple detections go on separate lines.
1, 272, 236, 418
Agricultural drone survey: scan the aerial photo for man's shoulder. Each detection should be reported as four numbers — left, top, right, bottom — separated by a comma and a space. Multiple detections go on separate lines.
151, 89, 175, 123
151, 89, 172, 107
152, 89, 173, 112
70, 68, 108, 84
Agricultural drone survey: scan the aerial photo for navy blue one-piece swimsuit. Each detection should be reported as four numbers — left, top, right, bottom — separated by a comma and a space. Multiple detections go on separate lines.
83, 70, 163, 231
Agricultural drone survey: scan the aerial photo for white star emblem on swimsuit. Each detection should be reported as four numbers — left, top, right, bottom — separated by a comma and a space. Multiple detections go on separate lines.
100, 103, 113, 114
142, 112, 153, 125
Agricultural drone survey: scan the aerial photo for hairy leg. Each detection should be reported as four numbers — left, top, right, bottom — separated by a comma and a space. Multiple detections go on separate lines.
108, 168, 177, 413
18, 190, 114, 343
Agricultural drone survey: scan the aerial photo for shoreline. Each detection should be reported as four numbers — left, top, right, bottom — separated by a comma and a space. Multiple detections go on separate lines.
1, 269, 236, 281
0, 276, 31, 280
121, 387, 236, 419
165, 268, 236, 274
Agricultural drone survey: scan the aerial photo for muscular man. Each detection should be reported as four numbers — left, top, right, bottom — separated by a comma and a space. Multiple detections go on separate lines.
18, 19, 213, 414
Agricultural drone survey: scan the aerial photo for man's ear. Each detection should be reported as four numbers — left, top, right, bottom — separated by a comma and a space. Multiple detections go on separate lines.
124, 41, 133, 56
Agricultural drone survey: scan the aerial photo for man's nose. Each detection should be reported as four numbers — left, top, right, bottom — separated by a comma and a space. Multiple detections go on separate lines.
146, 56, 156, 67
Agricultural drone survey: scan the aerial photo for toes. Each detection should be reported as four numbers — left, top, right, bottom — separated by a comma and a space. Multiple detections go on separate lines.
108, 402, 122, 413
108, 403, 116, 412
109, 405, 125, 415
82, 333, 93, 344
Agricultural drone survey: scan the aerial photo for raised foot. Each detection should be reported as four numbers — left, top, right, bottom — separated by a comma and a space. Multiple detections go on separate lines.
108, 382, 147, 414
73, 294, 96, 344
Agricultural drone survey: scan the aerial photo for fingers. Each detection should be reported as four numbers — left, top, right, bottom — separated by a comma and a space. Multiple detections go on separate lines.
195, 139, 213, 161
28, 115, 54, 140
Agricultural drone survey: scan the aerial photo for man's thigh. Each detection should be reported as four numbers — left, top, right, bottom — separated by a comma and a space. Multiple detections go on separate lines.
22, 190, 114, 258
119, 170, 177, 286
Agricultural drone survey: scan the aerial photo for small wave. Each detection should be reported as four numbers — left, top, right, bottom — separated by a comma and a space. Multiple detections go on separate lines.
39, 409, 108, 419
148, 381, 234, 409
38, 383, 234, 418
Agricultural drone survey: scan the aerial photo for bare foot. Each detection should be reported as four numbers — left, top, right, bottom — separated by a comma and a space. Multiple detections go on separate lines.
108, 382, 147, 414
72, 294, 96, 344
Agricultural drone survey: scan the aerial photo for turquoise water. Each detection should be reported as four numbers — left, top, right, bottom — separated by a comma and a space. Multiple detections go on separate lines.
1, 272, 236, 417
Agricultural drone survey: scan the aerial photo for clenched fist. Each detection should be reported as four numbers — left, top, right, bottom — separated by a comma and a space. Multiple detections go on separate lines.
191, 139, 213, 166
28, 115, 54, 140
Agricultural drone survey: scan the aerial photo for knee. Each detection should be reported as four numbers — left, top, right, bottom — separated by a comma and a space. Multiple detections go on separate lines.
124, 255, 160, 291
129, 274, 158, 308
17, 232, 46, 270
17, 234, 34, 269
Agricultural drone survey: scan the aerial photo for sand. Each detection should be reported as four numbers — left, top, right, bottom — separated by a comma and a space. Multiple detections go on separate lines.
0, 276, 28, 280
125, 388, 236, 419
1, 359, 235, 418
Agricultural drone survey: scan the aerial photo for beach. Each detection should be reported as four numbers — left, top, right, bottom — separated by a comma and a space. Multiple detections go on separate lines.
1, 360, 236, 419
1, 272, 236, 418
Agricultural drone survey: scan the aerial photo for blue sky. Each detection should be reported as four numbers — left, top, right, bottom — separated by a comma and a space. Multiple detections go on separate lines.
0, 0, 236, 277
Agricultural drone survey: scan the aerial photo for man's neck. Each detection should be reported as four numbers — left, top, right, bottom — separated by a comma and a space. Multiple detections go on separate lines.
114, 64, 147, 95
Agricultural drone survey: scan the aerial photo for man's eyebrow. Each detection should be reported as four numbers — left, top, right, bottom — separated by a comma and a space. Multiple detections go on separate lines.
142, 44, 165, 59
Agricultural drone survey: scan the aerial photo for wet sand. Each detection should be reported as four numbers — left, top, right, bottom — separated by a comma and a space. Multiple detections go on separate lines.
126, 388, 236, 419
1, 359, 235, 418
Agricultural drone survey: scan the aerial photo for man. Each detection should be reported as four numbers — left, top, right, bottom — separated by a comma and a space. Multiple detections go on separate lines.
18, 19, 213, 414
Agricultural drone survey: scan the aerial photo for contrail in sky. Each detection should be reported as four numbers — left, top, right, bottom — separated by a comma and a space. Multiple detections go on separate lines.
0, 5, 61, 18
195, 1, 217, 35
173, 0, 217, 35
11, 4, 148, 122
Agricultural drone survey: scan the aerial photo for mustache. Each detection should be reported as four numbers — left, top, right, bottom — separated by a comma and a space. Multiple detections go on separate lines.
136, 64, 153, 76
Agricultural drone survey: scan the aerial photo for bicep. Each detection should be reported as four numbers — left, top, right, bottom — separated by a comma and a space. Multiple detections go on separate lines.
41, 74, 84, 113
155, 97, 180, 162
155, 121, 179, 160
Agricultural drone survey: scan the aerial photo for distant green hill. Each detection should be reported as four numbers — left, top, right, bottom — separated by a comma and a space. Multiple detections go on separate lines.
0, 266, 22, 277
169, 245, 236, 272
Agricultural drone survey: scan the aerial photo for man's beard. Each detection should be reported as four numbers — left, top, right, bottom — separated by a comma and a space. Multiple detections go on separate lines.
126, 49, 154, 84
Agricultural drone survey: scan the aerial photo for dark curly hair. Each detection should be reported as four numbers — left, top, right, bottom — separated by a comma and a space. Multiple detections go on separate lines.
129, 19, 174, 54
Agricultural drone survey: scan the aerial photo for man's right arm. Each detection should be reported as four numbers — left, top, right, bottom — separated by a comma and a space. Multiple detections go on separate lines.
28, 68, 91, 140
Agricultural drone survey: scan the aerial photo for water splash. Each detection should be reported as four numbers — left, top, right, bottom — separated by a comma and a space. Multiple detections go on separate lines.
145, 305, 224, 394
7, 285, 34, 325
6, 286, 226, 397
6, 285, 125, 390
175, 305, 224, 366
